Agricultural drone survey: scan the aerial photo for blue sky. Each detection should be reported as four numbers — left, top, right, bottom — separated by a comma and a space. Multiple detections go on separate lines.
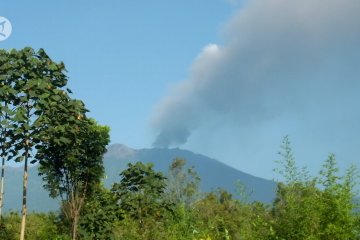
1, 0, 237, 146
2, 0, 360, 180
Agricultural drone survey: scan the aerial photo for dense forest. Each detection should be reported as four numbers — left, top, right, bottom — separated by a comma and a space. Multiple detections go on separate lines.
1, 48, 360, 239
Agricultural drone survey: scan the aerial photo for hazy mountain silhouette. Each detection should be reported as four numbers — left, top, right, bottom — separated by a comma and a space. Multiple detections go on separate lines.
104, 144, 276, 202
2, 144, 276, 212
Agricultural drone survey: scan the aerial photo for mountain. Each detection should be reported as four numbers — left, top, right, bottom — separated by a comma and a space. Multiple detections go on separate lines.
2, 144, 276, 212
104, 144, 276, 202
3, 166, 59, 213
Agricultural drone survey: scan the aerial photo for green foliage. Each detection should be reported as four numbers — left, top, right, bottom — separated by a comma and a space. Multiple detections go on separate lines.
0, 46, 110, 239
38, 119, 110, 239
166, 158, 201, 207
191, 189, 273, 240
111, 162, 178, 238
0, 47, 72, 165
0, 213, 17, 240
38, 119, 110, 200
0, 152, 357, 240
1, 113, 360, 240
235, 180, 253, 203
79, 185, 122, 240
0, 47, 83, 239
0, 212, 70, 240
274, 135, 309, 183
272, 181, 322, 239
112, 162, 172, 222
272, 137, 360, 240
317, 154, 359, 239
192, 190, 241, 239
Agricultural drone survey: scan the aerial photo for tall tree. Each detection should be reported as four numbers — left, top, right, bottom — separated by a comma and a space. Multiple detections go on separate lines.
0, 65, 17, 220
272, 136, 321, 239
38, 118, 110, 240
272, 137, 360, 239
317, 154, 359, 239
167, 158, 200, 207
0, 47, 72, 240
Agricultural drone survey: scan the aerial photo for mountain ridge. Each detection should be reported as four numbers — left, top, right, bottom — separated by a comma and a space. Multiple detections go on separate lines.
1, 144, 276, 212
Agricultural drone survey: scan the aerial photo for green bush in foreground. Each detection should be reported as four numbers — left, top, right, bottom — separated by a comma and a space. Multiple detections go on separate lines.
0, 212, 70, 240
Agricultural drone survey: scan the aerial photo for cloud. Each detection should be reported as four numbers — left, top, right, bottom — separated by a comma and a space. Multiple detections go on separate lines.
151, 0, 360, 148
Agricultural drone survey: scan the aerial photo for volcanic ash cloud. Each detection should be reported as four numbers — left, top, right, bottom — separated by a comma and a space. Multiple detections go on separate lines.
151, 0, 360, 148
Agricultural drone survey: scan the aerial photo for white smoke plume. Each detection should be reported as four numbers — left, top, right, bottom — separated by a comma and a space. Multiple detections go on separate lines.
151, 0, 360, 148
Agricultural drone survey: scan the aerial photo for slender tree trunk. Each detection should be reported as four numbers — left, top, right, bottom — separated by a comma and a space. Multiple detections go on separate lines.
20, 147, 29, 240
70, 189, 80, 240
72, 210, 79, 240
0, 157, 5, 220
0, 103, 9, 221
70, 185, 87, 240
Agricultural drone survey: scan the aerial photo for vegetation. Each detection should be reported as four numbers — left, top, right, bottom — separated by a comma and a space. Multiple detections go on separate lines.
0, 47, 110, 239
1, 48, 360, 239
0, 47, 92, 239
38, 119, 110, 240
1, 153, 360, 240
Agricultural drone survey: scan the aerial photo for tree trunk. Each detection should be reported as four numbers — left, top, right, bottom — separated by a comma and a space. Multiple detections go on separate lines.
0, 157, 5, 220
72, 211, 79, 240
70, 186, 88, 240
20, 152, 28, 240
0, 103, 8, 221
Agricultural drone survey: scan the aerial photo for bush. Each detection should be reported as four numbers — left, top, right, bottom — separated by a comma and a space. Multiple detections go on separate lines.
0, 212, 70, 240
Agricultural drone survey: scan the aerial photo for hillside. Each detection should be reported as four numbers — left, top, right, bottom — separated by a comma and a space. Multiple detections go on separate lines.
104, 144, 276, 202
2, 144, 276, 212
